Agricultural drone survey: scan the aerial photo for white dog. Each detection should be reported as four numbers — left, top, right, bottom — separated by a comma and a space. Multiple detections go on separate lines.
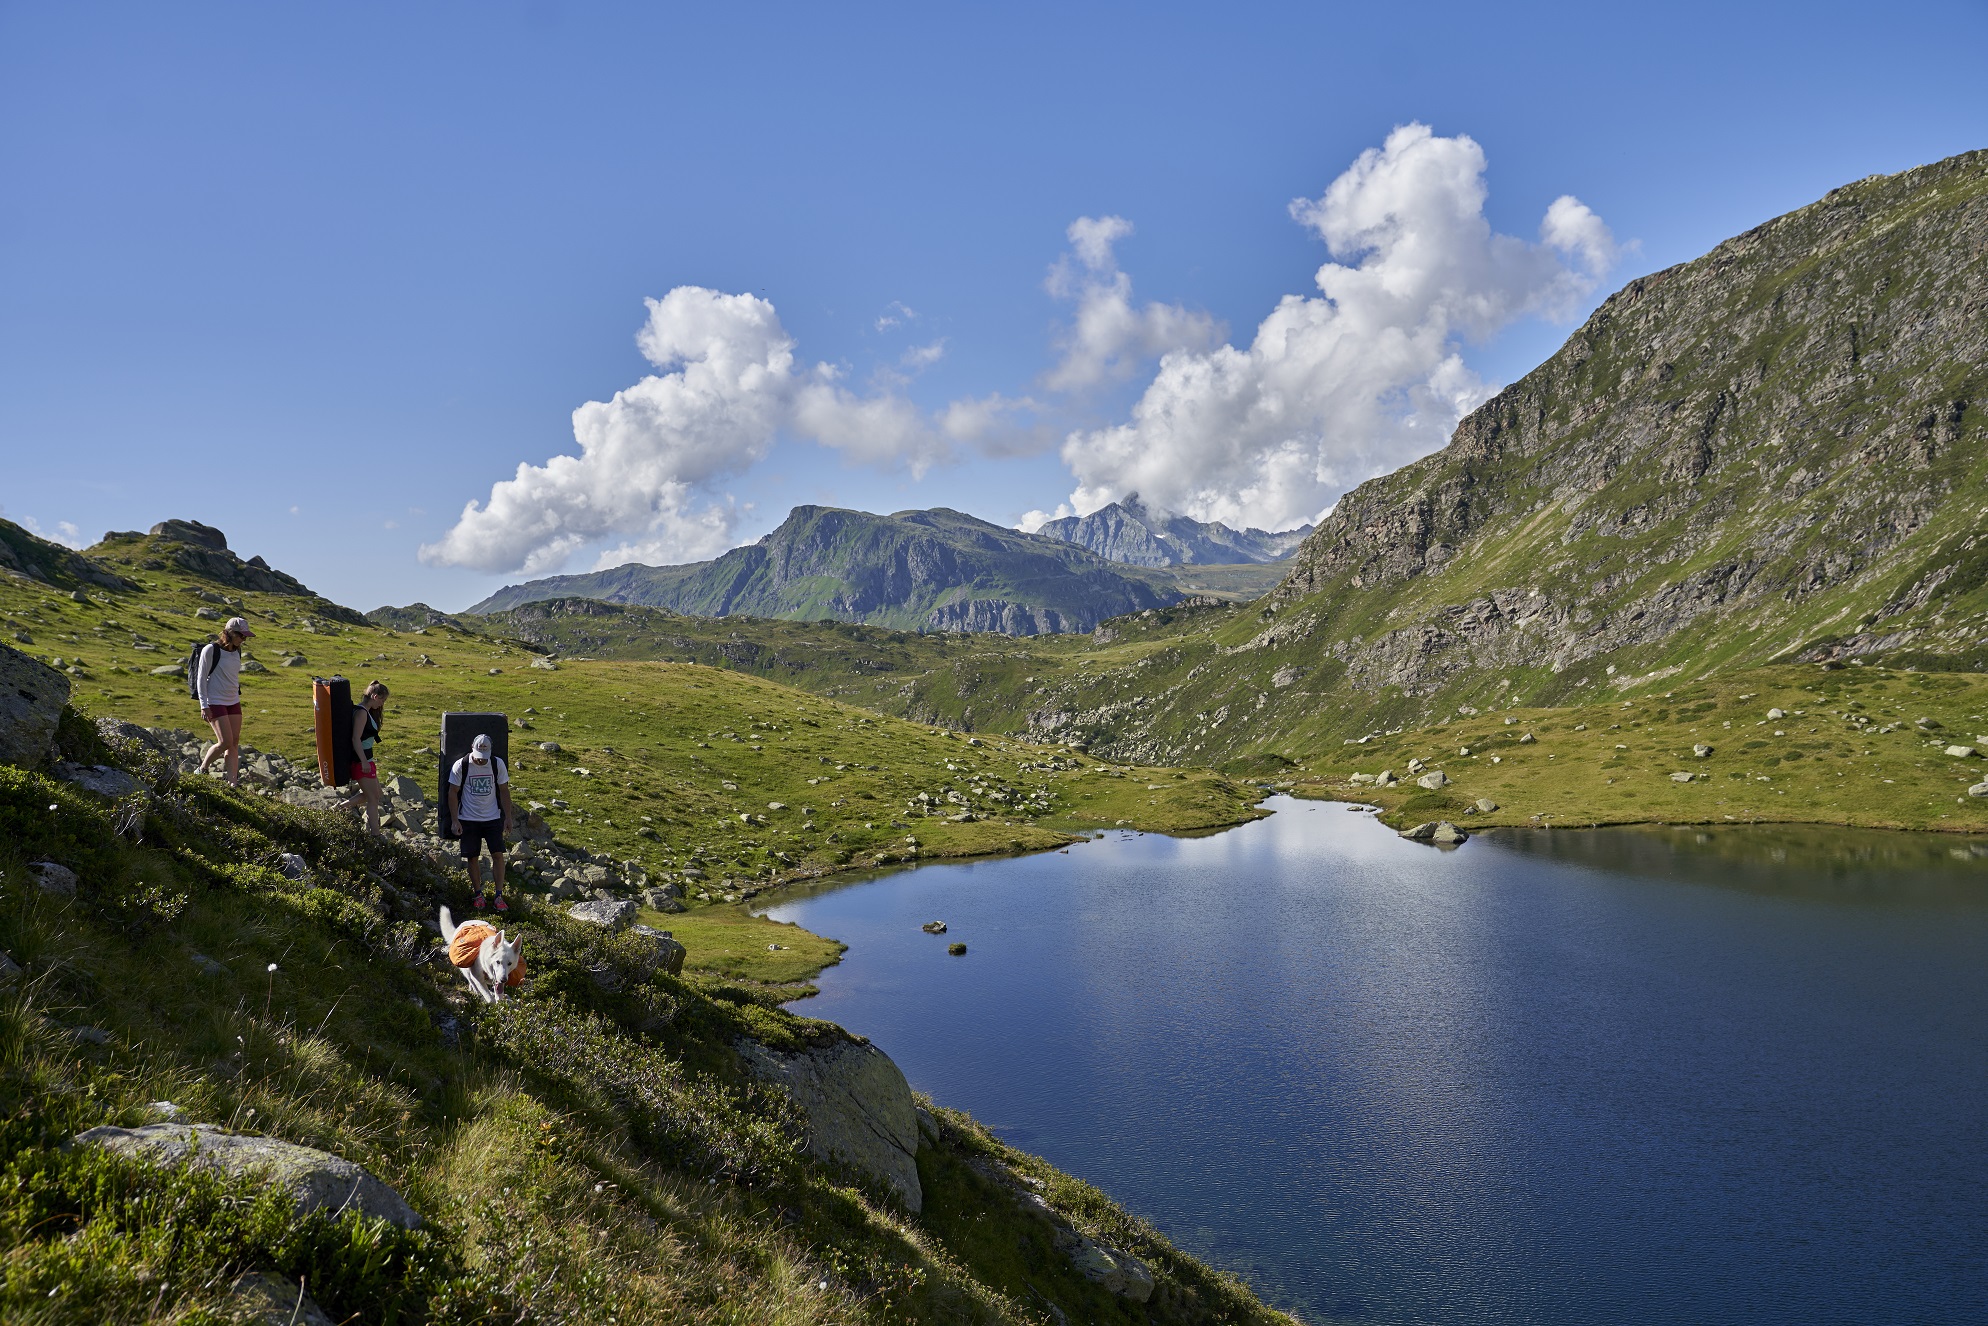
440, 905, 523, 1003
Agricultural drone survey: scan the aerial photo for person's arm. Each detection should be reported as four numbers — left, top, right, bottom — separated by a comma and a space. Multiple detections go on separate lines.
497, 774, 513, 834
195, 644, 215, 707
447, 781, 461, 834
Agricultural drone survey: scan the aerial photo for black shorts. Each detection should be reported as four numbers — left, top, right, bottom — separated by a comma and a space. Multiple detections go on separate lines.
459, 818, 507, 859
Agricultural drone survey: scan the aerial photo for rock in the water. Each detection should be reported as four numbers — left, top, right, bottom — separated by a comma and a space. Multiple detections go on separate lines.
231, 1272, 337, 1326
1669, 770, 1696, 782
921, 920, 948, 934
0, 643, 69, 769
1693, 743, 1714, 757
31, 861, 78, 896
1415, 770, 1449, 790
568, 898, 637, 930
57, 762, 142, 798
1398, 822, 1438, 841
1474, 797, 1499, 813
739, 1037, 923, 1211
73, 1123, 422, 1228
1430, 821, 1468, 844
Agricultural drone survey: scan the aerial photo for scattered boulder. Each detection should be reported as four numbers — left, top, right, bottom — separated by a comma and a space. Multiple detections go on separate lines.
538, 741, 562, 753
1916, 717, 1943, 730
276, 853, 309, 880
1430, 821, 1468, 845
73, 1123, 423, 1229
1415, 770, 1449, 790
1474, 797, 1498, 813
738, 1037, 923, 1211
0, 642, 69, 768
1518, 732, 1536, 744
31, 861, 77, 896
1693, 744, 1714, 757
1945, 745, 1977, 759
56, 762, 142, 798
921, 920, 948, 934
1347, 772, 1375, 785
231, 1272, 337, 1326
1405, 757, 1425, 774
282, 656, 310, 668
530, 654, 558, 670
384, 774, 424, 801
1970, 782, 1988, 798
629, 924, 686, 977
1669, 771, 1696, 782
1768, 708, 1787, 720
567, 898, 637, 931
1066, 1237, 1156, 1302
149, 518, 228, 550
1398, 822, 1438, 841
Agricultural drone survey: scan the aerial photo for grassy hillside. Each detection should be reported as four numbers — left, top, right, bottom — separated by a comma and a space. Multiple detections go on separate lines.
1, 525, 1260, 985
0, 718, 1295, 1323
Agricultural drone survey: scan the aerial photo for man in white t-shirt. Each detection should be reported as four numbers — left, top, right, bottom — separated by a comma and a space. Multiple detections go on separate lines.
448, 733, 514, 911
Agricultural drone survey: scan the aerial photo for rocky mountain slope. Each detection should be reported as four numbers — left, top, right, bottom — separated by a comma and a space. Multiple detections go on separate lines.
465, 504, 1182, 634
1030, 496, 1312, 567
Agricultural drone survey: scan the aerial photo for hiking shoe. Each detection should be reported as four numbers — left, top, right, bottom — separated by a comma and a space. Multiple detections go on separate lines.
494, 896, 509, 912
472, 893, 486, 909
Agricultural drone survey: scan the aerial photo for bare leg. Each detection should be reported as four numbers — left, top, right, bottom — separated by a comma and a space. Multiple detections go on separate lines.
198, 715, 227, 774
219, 711, 243, 785
466, 854, 484, 899
490, 852, 506, 896
362, 779, 382, 833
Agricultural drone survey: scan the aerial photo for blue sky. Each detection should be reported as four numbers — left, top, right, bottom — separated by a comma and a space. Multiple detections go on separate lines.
4, 1, 1986, 610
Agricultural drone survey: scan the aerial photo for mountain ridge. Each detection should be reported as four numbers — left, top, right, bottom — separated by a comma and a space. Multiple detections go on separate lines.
465, 504, 1184, 633
1030, 497, 1312, 567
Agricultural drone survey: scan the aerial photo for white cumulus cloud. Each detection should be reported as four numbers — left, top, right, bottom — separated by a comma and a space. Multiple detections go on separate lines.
1042, 216, 1222, 393
1059, 123, 1618, 532
424, 288, 949, 575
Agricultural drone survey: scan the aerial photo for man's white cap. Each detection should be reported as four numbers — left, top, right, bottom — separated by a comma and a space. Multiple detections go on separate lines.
471, 733, 492, 759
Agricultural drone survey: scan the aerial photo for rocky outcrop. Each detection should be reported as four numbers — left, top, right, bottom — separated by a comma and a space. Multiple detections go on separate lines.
0, 642, 69, 769
738, 1036, 923, 1211
1034, 494, 1312, 567
0, 517, 136, 592
74, 1122, 423, 1228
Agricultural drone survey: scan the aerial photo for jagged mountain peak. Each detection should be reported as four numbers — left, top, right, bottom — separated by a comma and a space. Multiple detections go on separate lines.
1032, 496, 1312, 567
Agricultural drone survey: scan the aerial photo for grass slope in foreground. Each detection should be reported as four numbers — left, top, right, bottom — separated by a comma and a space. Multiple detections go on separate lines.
0, 716, 1294, 1324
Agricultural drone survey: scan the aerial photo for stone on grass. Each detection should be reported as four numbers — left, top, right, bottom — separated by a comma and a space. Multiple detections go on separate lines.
1474, 797, 1499, 813
0, 642, 69, 769
1945, 745, 1977, 759
31, 861, 77, 896
630, 924, 687, 977
1970, 782, 1988, 798
232, 1271, 337, 1326
0, 951, 21, 983
529, 654, 558, 670
57, 763, 142, 798
73, 1123, 423, 1228
1768, 708, 1787, 720
1415, 770, 1449, 790
568, 898, 637, 930
150, 663, 184, 676
1518, 732, 1536, 744
538, 741, 562, 753
739, 1037, 923, 1211
1694, 744, 1714, 757
276, 853, 308, 880
1669, 771, 1696, 782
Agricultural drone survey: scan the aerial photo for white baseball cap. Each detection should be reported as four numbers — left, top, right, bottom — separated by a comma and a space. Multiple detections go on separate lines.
471, 733, 492, 760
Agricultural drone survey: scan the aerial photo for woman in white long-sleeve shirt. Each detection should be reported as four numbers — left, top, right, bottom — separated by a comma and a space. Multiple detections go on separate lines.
194, 616, 255, 785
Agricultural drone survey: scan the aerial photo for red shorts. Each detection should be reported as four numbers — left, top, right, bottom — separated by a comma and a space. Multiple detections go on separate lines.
351, 760, 378, 780
201, 703, 242, 721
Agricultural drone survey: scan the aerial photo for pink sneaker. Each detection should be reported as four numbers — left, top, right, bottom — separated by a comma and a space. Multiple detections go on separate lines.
494, 896, 509, 912
472, 893, 486, 909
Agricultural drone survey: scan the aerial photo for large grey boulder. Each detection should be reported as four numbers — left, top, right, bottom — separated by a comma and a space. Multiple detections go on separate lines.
1415, 770, 1449, 790
73, 1123, 422, 1228
738, 1037, 923, 1212
0, 642, 68, 769
567, 898, 637, 930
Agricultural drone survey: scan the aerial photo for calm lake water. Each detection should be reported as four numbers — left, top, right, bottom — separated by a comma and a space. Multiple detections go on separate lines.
762, 799, 1988, 1325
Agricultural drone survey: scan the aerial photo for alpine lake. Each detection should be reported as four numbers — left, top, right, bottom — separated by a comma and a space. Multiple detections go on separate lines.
762, 796, 1988, 1325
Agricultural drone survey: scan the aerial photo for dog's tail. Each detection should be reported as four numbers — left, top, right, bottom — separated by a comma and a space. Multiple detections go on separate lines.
438, 904, 457, 941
